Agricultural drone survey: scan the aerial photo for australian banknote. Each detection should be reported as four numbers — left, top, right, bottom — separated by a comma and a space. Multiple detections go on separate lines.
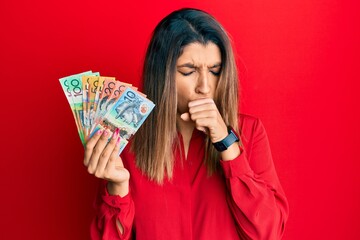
59, 71, 99, 143
60, 71, 155, 153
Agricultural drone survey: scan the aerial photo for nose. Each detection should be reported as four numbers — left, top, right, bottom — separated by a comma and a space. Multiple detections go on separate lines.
195, 70, 211, 95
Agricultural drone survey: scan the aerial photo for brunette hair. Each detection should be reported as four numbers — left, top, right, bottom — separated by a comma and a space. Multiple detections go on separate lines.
132, 8, 239, 183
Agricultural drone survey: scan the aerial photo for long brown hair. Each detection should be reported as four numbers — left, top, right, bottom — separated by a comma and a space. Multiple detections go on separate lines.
132, 8, 239, 183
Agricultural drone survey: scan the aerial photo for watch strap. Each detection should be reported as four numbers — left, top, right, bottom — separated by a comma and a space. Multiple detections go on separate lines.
212, 127, 239, 152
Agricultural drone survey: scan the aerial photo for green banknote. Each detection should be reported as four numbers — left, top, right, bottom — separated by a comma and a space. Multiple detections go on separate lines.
59, 71, 99, 144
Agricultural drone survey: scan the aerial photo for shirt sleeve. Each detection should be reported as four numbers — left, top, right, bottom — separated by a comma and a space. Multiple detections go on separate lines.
220, 117, 289, 240
90, 180, 135, 240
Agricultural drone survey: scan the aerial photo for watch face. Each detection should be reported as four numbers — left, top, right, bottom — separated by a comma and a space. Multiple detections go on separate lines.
214, 142, 227, 152
213, 128, 239, 152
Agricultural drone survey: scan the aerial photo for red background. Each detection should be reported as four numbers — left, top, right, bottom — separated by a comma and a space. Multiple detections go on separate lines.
1, 0, 359, 239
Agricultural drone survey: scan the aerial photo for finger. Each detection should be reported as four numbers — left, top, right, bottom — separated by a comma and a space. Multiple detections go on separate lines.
194, 117, 217, 130
189, 108, 218, 121
107, 137, 123, 169
195, 117, 228, 142
180, 112, 191, 121
84, 128, 104, 166
188, 98, 214, 107
95, 129, 120, 177
189, 101, 216, 114
104, 138, 130, 183
188, 101, 222, 127
87, 129, 112, 174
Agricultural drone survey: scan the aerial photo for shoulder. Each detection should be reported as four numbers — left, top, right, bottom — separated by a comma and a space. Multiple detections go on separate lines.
238, 113, 269, 156
239, 113, 259, 126
239, 113, 265, 135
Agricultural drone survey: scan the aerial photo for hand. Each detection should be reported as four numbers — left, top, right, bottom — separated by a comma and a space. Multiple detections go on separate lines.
180, 98, 228, 143
180, 98, 241, 160
84, 128, 130, 196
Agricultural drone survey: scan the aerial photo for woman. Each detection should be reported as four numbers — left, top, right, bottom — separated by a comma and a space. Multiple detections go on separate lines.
84, 8, 289, 240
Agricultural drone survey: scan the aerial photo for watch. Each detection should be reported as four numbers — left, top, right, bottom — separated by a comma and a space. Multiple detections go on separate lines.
212, 127, 240, 152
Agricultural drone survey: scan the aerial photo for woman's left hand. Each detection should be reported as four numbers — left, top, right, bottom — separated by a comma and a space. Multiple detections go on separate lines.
181, 98, 228, 143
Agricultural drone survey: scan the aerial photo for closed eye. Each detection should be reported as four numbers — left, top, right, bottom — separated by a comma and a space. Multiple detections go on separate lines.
209, 65, 221, 76
210, 70, 221, 76
178, 71, 195, 76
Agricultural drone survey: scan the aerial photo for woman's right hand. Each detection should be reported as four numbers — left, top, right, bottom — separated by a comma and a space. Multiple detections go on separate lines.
84, 128, 130, 197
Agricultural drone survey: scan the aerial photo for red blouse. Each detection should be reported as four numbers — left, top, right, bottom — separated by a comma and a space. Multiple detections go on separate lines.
90, 114, 289, 240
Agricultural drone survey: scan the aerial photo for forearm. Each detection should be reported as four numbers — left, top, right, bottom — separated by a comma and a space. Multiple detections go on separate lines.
220, 143, 241, 161
107, 180, 129, 197
221, 155, 289, 239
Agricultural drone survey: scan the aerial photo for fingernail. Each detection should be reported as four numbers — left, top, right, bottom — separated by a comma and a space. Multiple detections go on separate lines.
97, 129, 103, 135
112, 128, 119, 139
116, 136, 121, 145
180, 113, 190, 121
180, 113, 186, 120
103, 130, 109, 136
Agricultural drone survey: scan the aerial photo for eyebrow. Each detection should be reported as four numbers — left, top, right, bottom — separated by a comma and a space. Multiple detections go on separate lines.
177, 63, 221, 69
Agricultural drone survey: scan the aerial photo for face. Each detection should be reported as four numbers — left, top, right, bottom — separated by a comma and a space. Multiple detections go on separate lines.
175, 42, 221, 114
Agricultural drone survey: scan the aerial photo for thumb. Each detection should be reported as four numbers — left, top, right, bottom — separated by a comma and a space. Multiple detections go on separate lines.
180, 112, 191, 121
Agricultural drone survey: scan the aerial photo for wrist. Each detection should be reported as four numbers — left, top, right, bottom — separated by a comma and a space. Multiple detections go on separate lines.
213, 126, 240, 152
220, 143, 241, 161
107, 180, 129, 197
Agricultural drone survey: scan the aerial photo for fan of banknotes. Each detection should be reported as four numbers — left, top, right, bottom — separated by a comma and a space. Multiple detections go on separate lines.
59, 71, 155, 154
